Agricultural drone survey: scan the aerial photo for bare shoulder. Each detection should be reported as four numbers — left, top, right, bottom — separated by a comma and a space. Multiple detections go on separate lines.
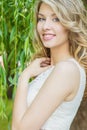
54, 60, 80, 76
52, 60, 80, 100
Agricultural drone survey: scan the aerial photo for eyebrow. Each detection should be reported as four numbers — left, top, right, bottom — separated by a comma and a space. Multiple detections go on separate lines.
38, 13, 56, 17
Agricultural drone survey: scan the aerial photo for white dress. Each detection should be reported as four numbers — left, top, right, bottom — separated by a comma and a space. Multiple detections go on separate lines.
27, 58, 86, 130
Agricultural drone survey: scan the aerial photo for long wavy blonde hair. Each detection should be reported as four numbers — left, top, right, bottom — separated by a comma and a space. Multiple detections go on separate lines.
33, 0, 87, 99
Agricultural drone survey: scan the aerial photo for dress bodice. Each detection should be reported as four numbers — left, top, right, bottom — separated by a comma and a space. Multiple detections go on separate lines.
27, 58, 86, 130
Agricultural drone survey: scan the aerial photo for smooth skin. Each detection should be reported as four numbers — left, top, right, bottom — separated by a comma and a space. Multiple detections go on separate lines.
12, 3, 80, 130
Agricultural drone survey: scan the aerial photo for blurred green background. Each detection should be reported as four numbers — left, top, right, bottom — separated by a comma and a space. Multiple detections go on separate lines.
0, 0, 35, 129
0, 0, 87, 130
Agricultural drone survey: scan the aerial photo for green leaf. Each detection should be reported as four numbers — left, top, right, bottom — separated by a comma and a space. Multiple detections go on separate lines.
8, 74, 18, 86
0, 66, 6, 87
19, 13, 25, 18
0, 29, 2, 37
24, 37, 29, 56
3, 20, 8, 40
3, 52, 8, 72
20, 50, 25, 69
10, 26, 16, 43
8, 49, 15, 63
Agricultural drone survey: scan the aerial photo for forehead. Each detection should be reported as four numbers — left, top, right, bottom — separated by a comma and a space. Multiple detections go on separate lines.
38, 3, 55, 15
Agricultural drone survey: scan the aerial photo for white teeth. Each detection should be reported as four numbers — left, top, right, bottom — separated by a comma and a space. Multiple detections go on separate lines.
42, 34, 55, 41
43, 34, 54, 36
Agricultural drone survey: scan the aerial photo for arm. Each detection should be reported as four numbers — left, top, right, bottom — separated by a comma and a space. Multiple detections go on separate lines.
12, 58, 80, 130
12, 57, 52, 130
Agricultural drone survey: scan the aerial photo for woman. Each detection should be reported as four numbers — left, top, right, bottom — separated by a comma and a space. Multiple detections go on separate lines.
12, 0, 87, 130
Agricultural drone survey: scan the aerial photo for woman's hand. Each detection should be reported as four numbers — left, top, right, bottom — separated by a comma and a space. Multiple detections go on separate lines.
28, 57, 51, 77
19, 57, 51, 81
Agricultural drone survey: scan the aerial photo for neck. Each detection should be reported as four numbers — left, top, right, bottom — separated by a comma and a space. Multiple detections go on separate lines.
50, 42, 72, 65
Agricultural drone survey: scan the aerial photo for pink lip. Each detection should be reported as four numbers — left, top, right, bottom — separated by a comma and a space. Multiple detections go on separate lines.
42, 34, 56, 41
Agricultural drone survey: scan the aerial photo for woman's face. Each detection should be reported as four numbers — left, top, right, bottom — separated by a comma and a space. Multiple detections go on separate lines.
37, 3, 69, 48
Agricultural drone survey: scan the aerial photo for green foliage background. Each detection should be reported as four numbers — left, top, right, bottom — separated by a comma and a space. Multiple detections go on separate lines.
0, 0, 35, 119
0, 0, 87, 130
0, 0, 36, 129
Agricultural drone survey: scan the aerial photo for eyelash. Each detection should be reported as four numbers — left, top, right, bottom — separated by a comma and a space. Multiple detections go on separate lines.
37, 17, 60, 22
53, 18, 60, 22
37, 18, 45, 22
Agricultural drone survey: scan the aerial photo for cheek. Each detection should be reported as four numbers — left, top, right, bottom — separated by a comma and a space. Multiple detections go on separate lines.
56, 24, 68, 34
37, 23, 42, 35
58, 27, 69, 39
64, 30, 69, 39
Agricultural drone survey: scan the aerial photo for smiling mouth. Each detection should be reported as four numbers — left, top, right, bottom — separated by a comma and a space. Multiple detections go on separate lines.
42, 34, 56, 41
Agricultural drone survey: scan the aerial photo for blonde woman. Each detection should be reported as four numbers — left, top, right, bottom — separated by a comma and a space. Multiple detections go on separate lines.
12, 0, 87, 130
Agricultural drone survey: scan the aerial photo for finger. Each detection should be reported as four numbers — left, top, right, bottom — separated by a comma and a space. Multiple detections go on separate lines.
40, 57, 51, 62
41, 65, 52, 70
40, 63, 51, 67
41, 58, 51, 64
41, 60, 51, 65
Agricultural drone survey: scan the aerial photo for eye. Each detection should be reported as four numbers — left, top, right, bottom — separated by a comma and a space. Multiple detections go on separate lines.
37, 17, 45, 22
52, 17, 60, 22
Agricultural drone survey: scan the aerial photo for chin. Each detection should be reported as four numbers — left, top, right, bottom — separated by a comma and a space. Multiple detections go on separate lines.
43, 44, 52, 48
42, 41, 54, 48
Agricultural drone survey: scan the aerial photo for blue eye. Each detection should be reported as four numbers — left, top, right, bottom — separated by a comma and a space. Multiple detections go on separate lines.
37, 18, 45, 22
52, 18, 59, 22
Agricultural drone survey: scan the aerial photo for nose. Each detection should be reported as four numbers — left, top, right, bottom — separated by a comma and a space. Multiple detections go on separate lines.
43, 19, 51, 30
